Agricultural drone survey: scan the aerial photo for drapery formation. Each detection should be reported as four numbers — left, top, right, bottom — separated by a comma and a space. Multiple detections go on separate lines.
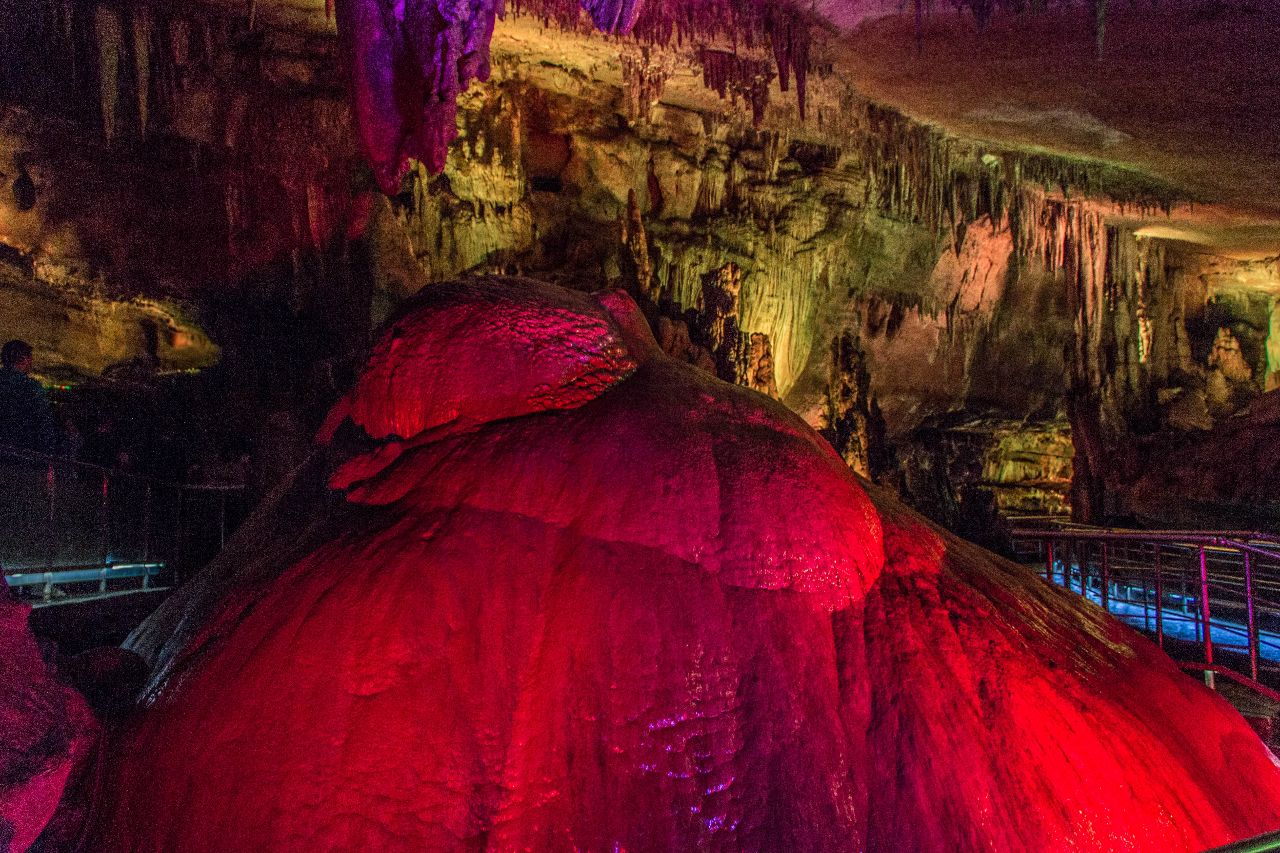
335, 0, 815, 193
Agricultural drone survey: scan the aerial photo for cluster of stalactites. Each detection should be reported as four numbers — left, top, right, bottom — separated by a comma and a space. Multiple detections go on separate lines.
334, 0, 504, 194
699, 49, 774, 126
334, 0, 815, 193
513, 0, 814, 120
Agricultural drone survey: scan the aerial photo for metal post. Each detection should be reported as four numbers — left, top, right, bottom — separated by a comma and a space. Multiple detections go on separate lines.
1141, 562, 1150, 632
1154, 544, 1163, 648
1199, 545, 1215, 687
1100, 542, 1110, 611
142, 483, 152, 563
45, 461, 56, 572
1079, 541, 1088, 597
1045, 540, 1055, 582
173, 488, 184, 586
1244, 549, 1259, 682
100, 471, 110, 568
1060, 540, 1069, 590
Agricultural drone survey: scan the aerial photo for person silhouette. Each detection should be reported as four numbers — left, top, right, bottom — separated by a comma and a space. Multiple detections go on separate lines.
0, 340, 59, 455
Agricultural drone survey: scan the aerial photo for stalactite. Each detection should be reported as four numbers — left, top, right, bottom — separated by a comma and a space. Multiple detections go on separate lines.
1014, 188, 1178, 522
307, 182, 327, 251
582, 0, 644, 33
699, 48, 773, 126
766, 4, 809, 119
95, 3, 123, 143
334, 0, 503, 193
858, 102, 1181, 253
1092, 0, 1107, 58
620, 47, 668, 123
59, 0, 75, 81
341, 0, 820, 188
170, 17, 190, 68
132, 7, 152, 137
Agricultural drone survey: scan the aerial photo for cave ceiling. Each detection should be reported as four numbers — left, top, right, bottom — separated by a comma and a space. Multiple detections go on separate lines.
187, 0, 1280, 261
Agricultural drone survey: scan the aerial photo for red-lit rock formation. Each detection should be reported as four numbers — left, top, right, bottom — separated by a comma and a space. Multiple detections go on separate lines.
96, 278, 1280, 852
0, 590, 97, 853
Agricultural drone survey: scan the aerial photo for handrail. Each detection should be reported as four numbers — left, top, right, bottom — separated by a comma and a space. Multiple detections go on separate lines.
1016, 527, 1280, 548
4, 562, 167, 605
1, 443, 249, 590
0, 443, 246, 493
1205, 828, 1280, 853
1011, 525, 1280, 698
1180, 663, 1280, 706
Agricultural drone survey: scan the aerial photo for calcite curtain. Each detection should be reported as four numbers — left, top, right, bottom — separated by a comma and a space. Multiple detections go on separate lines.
335, 0, 505, 193
334, 0, 811, 193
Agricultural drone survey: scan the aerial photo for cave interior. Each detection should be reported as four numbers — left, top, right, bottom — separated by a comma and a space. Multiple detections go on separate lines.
2, 0, 1280, 850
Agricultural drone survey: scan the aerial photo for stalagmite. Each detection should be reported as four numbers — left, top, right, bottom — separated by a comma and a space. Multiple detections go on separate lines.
620, 189, 654, 298
699, 261, 743, 382
740, 331, 779, 398
1268, 300, 1280, 392
823, 330, 879, 478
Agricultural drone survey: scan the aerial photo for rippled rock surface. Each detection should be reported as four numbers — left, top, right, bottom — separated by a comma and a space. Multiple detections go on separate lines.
96, 278, 1280, 852
0, 592, 96, 853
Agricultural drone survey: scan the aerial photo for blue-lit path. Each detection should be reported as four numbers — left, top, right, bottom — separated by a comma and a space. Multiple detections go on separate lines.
1013, 527, 1280, 693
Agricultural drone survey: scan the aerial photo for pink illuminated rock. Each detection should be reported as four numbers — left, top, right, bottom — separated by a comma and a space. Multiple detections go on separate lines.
335, 0, 817, 191
0, 592, 97, 853
335, 0, 503, 192
95, 279, 1280, 851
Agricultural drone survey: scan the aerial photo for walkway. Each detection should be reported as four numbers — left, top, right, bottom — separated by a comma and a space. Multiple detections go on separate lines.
1011, 526, 1280, 698
0, 444, 246, 606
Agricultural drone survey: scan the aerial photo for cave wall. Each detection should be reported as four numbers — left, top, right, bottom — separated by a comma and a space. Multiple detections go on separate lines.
4, 0, 1275, 528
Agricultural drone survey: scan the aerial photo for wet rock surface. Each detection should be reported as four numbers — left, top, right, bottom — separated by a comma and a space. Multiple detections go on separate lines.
93, 278, 1280, 852
0, 589, 97, 853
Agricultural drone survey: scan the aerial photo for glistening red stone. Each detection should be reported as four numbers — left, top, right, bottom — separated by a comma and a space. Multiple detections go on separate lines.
92, 279, 1280, 852
0, 593, 97, 851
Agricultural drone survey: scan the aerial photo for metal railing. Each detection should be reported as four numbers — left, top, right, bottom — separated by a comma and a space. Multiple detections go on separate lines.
5, 562, 165, 604
1208, 828, 1280, 853
1011, 527, 1280, 698
0, 443, 248, 604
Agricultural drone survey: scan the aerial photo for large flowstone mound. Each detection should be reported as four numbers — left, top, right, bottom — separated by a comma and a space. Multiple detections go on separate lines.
96, 278, 1280, 852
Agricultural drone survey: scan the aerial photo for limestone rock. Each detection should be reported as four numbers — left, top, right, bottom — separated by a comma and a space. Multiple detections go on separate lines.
96, 277, 1280, 853
1165, 387, 1215, 432
0, 590, 97, 853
